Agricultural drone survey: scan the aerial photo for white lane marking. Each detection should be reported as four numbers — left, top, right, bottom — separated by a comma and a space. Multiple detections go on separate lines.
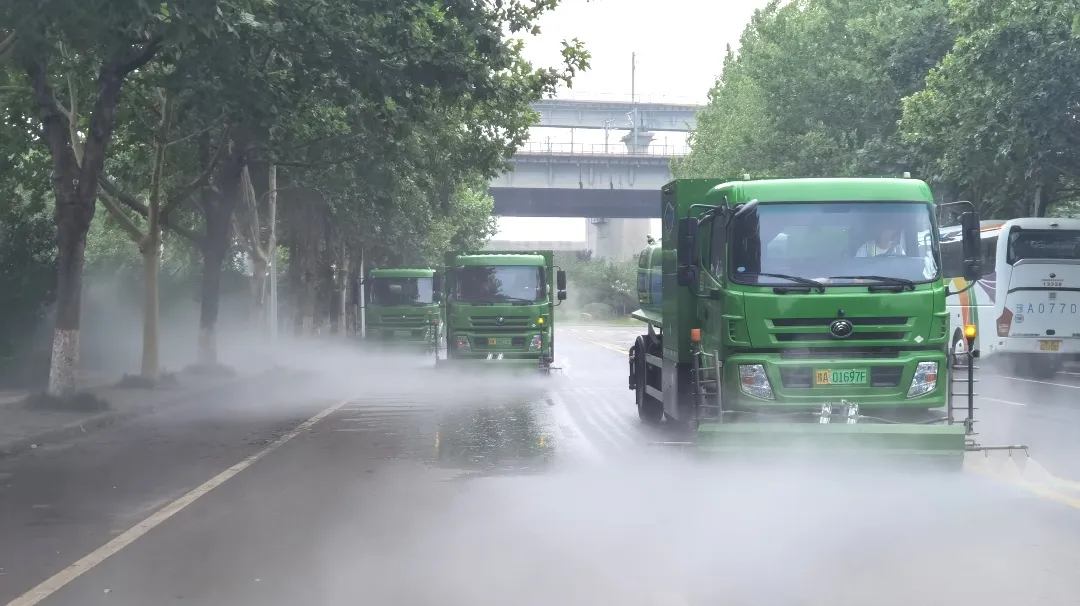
547, 391, 604, 463
990, 375, 1080, 389
8, 399, 351, 606
980, 396, 1027, 406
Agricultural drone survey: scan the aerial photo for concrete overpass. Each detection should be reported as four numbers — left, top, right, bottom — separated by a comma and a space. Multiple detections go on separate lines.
489, 142, 682, 218
529, 99, 700, 132
485, 240, 587, 252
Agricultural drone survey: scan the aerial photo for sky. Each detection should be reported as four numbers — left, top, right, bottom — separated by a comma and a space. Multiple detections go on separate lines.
492, 0, 771, 242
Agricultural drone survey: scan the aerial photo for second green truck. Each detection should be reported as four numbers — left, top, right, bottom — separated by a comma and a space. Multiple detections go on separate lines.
437, 250, 566, 370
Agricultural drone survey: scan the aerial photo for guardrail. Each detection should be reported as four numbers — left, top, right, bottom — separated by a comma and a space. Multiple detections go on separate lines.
541, 91, 705, 106
515, 142, 690, 157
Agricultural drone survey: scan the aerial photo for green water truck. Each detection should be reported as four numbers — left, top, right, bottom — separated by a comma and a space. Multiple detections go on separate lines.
362, 267, 443, 353
437, 250, 566, 371
628, 177, 1027, 465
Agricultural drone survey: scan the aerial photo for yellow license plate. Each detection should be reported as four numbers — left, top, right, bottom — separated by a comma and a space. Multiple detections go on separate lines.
488, 338, 497, 345
814, 369, 868, 385
1039, 340, 1061, 352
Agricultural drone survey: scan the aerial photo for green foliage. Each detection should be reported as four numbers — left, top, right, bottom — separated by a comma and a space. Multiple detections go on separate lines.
554, 252, 637, 317
680, 0, 1080, 222
677, 0, 956, 182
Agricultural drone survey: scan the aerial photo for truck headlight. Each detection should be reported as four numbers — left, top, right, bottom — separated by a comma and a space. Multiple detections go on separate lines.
455, 335, 471, 352
739, 364, 774, 400
906, 361, 938, 398
528, 335, 542, 351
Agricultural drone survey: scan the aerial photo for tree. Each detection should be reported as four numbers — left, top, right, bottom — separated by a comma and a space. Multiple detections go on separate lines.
900, 0, 1080, 218
675, 0, 955, 182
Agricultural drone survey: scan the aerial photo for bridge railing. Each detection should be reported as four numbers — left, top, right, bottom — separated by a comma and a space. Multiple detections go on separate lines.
542, 91, 704, 105
516, 142, 690, 157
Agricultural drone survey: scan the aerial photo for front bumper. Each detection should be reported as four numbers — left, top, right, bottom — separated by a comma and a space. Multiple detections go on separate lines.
724, 350, 948, 410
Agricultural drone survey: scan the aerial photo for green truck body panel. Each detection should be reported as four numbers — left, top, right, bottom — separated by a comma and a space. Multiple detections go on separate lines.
363, 267, 443, 350
630, 176, 976, 461
441, 250, 559, 367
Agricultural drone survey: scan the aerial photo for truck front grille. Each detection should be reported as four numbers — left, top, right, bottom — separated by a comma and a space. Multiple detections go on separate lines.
770, 316, 911, 343
469, 316, 532, 333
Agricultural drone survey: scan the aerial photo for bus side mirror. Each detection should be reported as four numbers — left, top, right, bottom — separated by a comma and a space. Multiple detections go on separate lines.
556, 269, 567, 291
960, 211, 982, 281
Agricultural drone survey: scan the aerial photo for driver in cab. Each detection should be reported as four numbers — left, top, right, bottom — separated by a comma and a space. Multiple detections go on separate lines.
855, 225, 905, 257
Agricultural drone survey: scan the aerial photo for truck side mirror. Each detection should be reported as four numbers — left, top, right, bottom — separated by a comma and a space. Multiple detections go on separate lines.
433, 292, 442, 303
960, 211, 982, 281
557, 291, 567, 301
676, 217, 699, 267
432, 275, 441, 295
556, 269, 567, 291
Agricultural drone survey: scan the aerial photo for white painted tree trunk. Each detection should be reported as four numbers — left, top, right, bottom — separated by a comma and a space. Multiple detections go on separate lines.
48, 329, 79, 395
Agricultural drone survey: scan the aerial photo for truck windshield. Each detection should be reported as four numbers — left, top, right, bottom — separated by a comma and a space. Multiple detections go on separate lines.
369, 277, 434, 305
728, 201, 939, 286
1006, 228, 1080, 264
454, 265, 545, 303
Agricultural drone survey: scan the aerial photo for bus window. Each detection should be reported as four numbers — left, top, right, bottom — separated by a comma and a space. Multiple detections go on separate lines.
940, 240, 965, 279
1006, 228, 1080, 264
981, 236, 997, 277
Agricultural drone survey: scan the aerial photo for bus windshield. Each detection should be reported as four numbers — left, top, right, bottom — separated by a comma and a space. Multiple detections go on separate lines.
728, 201, 939, 286
369, 277, 434, 305
454, 265, 545, 303
1006, 228, 1080, 264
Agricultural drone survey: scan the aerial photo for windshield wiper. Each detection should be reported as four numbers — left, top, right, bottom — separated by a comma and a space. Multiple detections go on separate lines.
744, 272, 825, 293
498, 296, 540, 304
827, 275, 916, 291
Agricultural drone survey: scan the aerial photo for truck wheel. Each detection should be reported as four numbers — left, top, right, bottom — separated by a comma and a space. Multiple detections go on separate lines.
634, 337, 663, 424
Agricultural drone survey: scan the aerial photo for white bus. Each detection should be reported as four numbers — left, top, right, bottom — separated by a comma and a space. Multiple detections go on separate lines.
940, 217, 1080, 378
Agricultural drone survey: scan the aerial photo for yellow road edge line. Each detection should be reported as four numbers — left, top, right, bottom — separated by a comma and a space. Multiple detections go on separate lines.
575, 335, 1080, 510
7, 398, 352, 606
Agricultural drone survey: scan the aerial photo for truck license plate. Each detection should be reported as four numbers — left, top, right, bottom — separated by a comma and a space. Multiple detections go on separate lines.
814, 369, 868, 385
488, 337, 511, 346
1038, 340, 1061, 352
394, 330, 413, 337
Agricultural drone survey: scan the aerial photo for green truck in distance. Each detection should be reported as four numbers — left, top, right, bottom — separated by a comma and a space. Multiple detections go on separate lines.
362, 268, 443, 353
437, 250, 566, 371
628, 176, 1025, 465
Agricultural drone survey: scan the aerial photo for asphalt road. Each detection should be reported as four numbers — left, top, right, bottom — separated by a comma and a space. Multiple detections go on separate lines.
2, 327, 1080, 605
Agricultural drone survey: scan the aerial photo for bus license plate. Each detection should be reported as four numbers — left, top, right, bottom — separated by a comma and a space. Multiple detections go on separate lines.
815, 369, 868, 385
488, 337, 511, 346
1038, 340, 1061, 352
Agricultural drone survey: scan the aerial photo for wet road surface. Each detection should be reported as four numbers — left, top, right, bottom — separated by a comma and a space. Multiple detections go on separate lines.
2, 326, 1080, 605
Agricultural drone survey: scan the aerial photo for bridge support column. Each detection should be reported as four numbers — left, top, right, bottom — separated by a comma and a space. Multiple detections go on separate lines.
587, 217, 652, 262
622, 130, 656, 153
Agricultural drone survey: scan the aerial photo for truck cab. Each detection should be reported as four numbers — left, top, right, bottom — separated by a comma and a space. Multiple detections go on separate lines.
439, 250, 566, 370
362, 268, 443, 352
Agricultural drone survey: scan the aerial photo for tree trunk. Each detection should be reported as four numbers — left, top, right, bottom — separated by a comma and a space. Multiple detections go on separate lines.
141, 239, 161, 378
51, 202, 87, 395
250, 257, 268, 332
24, 59, 125, 395
199, 207, 231, 366
337, 246, 349, 337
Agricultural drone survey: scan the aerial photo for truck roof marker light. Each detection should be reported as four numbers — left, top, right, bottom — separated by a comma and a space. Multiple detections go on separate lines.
690, 328, 701, 342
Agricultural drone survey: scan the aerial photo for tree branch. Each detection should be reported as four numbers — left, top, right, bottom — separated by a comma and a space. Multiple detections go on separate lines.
161, 123, 231, 220
114, 36, 164, 77
96, 191, 145, 243
99, 174, 207, 247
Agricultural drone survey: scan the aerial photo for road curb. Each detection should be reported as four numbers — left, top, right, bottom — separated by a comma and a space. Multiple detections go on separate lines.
0, 369, 278, 458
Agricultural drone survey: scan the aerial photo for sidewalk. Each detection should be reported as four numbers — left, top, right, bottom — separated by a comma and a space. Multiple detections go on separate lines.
0, 368, 269, 457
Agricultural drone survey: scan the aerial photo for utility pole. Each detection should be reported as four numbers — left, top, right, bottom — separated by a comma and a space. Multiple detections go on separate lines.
268, 164, 278, 342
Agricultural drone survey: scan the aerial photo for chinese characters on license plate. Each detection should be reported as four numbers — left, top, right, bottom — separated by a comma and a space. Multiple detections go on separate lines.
814, 369, 868, 385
